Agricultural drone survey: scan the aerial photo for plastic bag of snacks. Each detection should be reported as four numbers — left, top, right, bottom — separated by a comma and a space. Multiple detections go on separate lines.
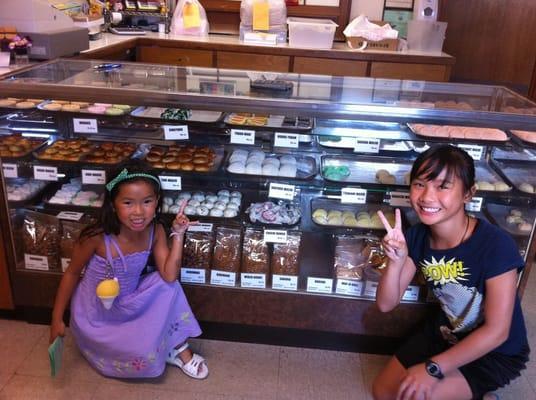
213, 227, 242, 273
60, 220, 86, 270
22, 210, 61, 271
171, 0, 209, 36
271, 231, 301, 276
241, 228, 270, 274
182, 231, 214, 271
333, 235, 383, 280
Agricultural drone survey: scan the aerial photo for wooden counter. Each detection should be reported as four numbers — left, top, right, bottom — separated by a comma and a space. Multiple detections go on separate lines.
78, 33, 455, 82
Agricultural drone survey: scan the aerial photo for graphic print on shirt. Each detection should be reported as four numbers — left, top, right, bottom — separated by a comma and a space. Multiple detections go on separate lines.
421, 256, 483, 333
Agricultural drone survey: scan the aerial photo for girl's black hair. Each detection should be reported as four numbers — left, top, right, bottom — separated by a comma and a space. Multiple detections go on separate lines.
410, 145, 475, 193
80, 159, 162, 240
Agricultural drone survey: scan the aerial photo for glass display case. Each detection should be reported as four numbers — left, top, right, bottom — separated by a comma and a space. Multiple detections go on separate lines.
1, 59, 535, 347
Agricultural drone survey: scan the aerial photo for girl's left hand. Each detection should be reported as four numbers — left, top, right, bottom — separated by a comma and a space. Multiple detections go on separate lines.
172, 200, 197, 234
396, 363, 438, 400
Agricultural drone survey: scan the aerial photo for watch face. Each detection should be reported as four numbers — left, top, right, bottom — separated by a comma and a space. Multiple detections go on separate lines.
428, 364, 439, 375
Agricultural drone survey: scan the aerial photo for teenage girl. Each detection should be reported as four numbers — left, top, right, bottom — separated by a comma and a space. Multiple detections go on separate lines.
373, 145, 529, 400
49, 161, 208, 379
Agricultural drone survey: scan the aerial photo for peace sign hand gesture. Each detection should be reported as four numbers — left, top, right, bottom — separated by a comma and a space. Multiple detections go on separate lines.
172, 200, 198, 235
377, 209, 408, 267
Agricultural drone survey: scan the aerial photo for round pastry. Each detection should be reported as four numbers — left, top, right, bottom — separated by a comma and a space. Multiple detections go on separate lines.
181, 162, 194, 171
113, 104, 131, 110
518, 222, 532, 232
476, 181, 495, 191
62, 104, 81, 112
192, 156, 208, 164
150, 147, 166, 156
187, 199, 201, 207
162, 204, 169, 213
226, 202, 239, 210
217, 195, 230, 203
94, 103, 112, 107
279, 164, 297, 178
510, 209, 523, 217
43, 102, 62, 111
343, 217, 359, 227
206, 194, 218, 203
227, 162, 246, 174
378, 174, 396, 185
70, 101, 90, 108
87, 105, 106, 114
312, 209, 327, 219
105, 107, 124, 116
184, 205, 196, 215
51, 100, 69, 105
217, 190, 230, 197
214, 201, 227, 210
519, 182, 535, 193
262, 163, 279, 176
245, 162, 262, 175
152, 162, 166, 169
209, 208, 224, 217
196, 206, 210, 216
177, 154, 193, 163
229, 150, 248, 163
342, 211, 355, 220
201, 200, 215, 209
15, 101, 35, 109
166, 162, 182, 170
313, 215, 328, 225
506, 215, 523, 224
162, 155, 177, 163
0, 99, 17, 107
229, 197, 241, 206
327, 216, 342, 225
223, 209, 238, 218
279, 155, 297, 165
192, 193, 205, 202
493, 182, 510, 191
247, 154, 264, 164
249, 150, 265, 160
163, 197, 174, 206
263, 157, 280, 168
327, 210, 342, 219
194, 164, 210, 172
375, 169, 390, 180
146, 152, 161, 162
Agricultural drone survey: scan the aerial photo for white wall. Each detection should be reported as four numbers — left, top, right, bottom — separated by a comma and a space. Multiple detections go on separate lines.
350, 0, 384, 21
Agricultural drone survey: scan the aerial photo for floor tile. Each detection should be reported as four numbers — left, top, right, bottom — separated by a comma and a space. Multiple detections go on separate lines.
492, 373, 536, 400
0, 375, 97, 400
0, 320, 47, 375
91, 383, 226, 400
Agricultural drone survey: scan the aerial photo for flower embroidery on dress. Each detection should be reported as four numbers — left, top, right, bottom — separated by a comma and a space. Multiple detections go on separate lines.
113, 360, 127, 373
180, 311, 191, 323
147, 352, 157, 363
168, 321, 180, 336
131, 357, 147, 371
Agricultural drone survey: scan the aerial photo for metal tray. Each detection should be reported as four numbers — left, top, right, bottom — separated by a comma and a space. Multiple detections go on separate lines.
311, 197, 406, 231
509, 130, 536, 149
0, 98, 40, 110
224, 113, 314, 131
321, 155, 413, 187
317, 135, 412, 153
485, 203, 535, 237
131, 106, 223, 123
161, 189, 243, 220
474, 162, 511, 193
37, 100, 133, 116
490, 160, 536, 196
0, 134, 48, 160
407, 123, 509, 144
5, 178, 50, 208
226, 151, 316, 180
491, 147, 536, 163
144, 145, 224, 173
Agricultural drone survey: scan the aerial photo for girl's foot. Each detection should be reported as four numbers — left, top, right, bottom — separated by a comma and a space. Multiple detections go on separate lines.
166, 342, 209, 380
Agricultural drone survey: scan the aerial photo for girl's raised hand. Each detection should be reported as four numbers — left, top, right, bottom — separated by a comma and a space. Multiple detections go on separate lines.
377, 209, 408, 265
172, 200, 198, 234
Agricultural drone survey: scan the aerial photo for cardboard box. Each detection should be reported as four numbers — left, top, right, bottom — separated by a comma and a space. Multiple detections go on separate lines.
346, 21, 399, 51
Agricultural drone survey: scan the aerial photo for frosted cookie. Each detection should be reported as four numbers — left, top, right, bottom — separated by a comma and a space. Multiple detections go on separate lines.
228, 162, 246, 174
94, 103, 112, 107
15, 101, 35, 109
112, 104, 131, 110
0, 99, 17, 107
476, 181, 494, 191
493, 182, 510, 191
519, 182, 535, 193
262, 163, 279, 176
51, 100, 70, 105
70, 101, 90, 108
87, 105, 106, 114
279, 163, 297, 178
518, 222, 532, 232
43, 102, 63, 111
105, 107, 124, 116
62, 104, 81, 112
279, 155, 297, 165
245, 162, 262, 175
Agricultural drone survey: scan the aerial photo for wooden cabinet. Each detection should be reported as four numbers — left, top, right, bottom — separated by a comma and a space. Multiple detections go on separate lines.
137, 46, 214, 67
370, 62, 450, 82
217, 51, 290, 72
293, 57, 367, 77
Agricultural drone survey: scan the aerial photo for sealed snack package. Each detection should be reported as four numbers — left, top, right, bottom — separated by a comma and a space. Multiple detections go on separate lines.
60, 220, 86, 260
271, 231, 301, 276
182, 231, 214, 270
213, 227, 242, 273
333, 235, 381, 280
22, 210, 61, 271
241, 228, 269, 274
171, 0, 209, 36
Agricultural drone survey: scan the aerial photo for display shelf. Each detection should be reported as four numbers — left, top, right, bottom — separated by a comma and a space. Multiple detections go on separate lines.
1, 59, 536, 346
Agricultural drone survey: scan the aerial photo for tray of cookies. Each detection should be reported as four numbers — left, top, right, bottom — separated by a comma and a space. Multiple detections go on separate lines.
83, 142, 137, 165
226, 149, 316, 180
224, 113, 313, 131
38, 100, 134, 116
509, 130, 536, 148
474, 162, 512, 193
489, 159, 536, 196
6, 178, 49, 207
485, 203, 535, 237
0, 97, 43, 110
44, 178, 104, 210
321, 155, 413, 187
0, 133, 48, 159
311, 198, 400, 231
34, 138, 94, 163
407, 123, 509, 143
131, 106, 223, 123
144, 144, 223, 173
161, 189, 242, 219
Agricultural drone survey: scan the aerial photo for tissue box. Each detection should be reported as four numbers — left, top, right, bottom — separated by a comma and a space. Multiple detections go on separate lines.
346, 21, 399, 51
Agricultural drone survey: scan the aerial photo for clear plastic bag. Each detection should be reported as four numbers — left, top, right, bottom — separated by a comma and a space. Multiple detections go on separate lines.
241, 228, 269, 274
60, 220, 85, 260
182, 231, 214, 270
22, 210, 61, 271
333, 235, 386, 280
213, 227, 242, 273
170, 0, 209, 36
271, 231, 301, 276
240, 0, 287, 27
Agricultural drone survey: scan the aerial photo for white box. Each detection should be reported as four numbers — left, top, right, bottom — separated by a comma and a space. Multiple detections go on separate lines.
287, 17, 338, 49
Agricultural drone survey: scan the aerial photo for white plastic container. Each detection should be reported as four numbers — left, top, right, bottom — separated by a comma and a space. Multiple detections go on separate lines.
287, 17, 338, 49
407, 20, 447, 53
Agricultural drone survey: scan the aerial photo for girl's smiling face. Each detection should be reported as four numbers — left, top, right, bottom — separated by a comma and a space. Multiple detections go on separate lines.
410, 165, 470, 226
113, 180, 159, 232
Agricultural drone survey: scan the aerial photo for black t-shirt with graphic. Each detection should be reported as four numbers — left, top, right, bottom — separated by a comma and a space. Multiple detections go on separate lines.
405, 218, 528, 355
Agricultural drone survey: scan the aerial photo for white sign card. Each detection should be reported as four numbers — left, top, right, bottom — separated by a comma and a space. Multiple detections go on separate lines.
335, 279, 364, 297
2, 163, 18, 178
73, 118, 98, 134
181, 268, 206, 284
163, 125, 189, 140
187, 223, 213, 233
457, 144, 484, 161
230, 129, 255, 145
272, 274, 298, 291
465, 197, 483, 212
57, 211, 84, 221
274, 132, 299, 148
210, 270, 236, 287
341, 187, 367, 204
24, 254, 49, 271
264, 229, 288, 243
389, 191, 411, 207
401, 285, 420, 301
240, 273, 266, 288
306, 277, 333, 294
268, 182, 295, 200
159, 175, 182, 191
33, 165, 58, 181
354, 138, 380, 153
82, 169, 106, 185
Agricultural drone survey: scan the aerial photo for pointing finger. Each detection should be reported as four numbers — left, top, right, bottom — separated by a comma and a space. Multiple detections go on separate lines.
178, 199, 187, 215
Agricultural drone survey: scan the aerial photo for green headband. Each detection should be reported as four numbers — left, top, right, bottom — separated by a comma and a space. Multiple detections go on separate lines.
105, 168, 160, 192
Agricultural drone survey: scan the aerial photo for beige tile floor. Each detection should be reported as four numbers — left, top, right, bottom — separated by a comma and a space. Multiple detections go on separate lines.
1, 268, 535, 400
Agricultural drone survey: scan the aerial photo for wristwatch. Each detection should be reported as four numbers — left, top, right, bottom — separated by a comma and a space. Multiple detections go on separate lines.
425, 359, 444, 379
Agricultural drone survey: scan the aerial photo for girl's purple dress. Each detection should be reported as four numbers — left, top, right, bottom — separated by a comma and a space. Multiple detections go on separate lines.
70, 225, 201, 378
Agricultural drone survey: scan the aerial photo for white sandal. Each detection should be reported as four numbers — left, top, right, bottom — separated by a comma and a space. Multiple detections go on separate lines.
166, 342, 209, 380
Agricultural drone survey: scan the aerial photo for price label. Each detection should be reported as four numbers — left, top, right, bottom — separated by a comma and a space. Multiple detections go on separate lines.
335, 279, 364, 297
306, 277, 333, 294
274, 132, 299, 148
159, 175, 182, 191
82, 169, 106, 185
341, 187, 367, 204
210, 270, 236, 287
240, 273, 266, 289
73, 118, 98, 134
180, 268, 206, 284
230, 129, 255, 145
2, 163, 18, 178
57, 211, 84, 221
187, 223, 213, 233
465, 197, 483, 212
163, 125, 189, 140
363, 281, 379, 297
264, 229, 287, 243
354, 138, 380, 153
272, 274, 298, 291
33, 165, 58, 181
401, 285, 420, 301
24, 254, 49, 271
389, 191, 411, 207
268, 182, 295, 201
457, 144, 484, 161
61, 258, 71, 272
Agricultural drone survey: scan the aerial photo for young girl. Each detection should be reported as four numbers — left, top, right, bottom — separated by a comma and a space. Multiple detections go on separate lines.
372, 145, 529, 400
49, 161, 208, 379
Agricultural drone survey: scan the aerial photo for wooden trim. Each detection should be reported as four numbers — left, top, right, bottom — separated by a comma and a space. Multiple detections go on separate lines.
529, 57, 536, 102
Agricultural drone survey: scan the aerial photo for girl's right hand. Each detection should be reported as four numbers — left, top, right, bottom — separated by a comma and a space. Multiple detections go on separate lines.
377, 209, 408, 266
49, 319, 65, 344
172, 200, 197, 235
